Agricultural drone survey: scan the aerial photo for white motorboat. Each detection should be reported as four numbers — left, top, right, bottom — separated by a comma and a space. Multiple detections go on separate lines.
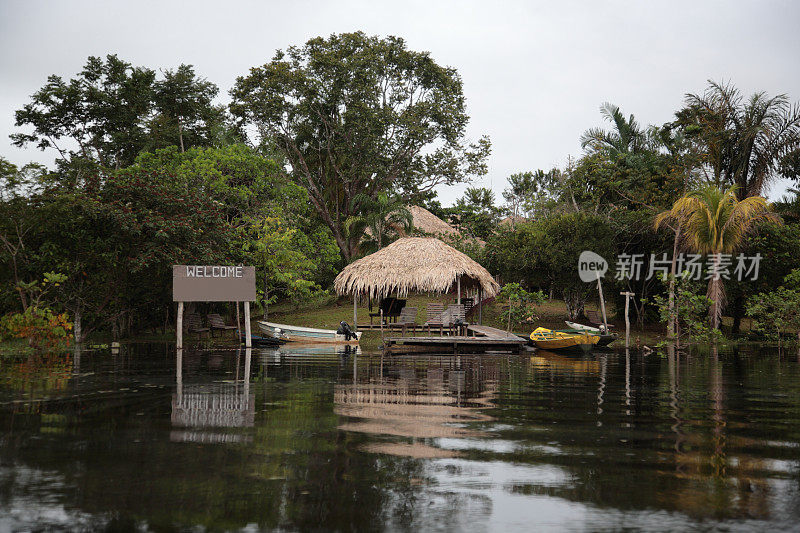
257, 321, 361, 344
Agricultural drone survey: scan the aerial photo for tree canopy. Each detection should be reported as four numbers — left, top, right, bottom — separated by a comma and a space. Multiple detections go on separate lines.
230, 32, 490, 260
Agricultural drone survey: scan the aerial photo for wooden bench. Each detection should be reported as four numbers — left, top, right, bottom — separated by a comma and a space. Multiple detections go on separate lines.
446, 304, 467, 335
393, 307, 418, 336
185, 313, 210, 338
207, 313, 238, 337
424, 303, 446, 335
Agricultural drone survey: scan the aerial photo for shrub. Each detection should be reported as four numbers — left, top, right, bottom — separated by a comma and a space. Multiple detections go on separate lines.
0, 307, 73, 352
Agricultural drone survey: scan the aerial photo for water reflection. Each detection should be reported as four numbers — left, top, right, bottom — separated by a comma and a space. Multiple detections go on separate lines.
171, 348, 254, 443
0, 343, 798, 530
335, 355, 496, 458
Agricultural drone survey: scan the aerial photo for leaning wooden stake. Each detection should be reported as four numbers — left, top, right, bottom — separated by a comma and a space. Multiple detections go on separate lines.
596, 272, 609, 333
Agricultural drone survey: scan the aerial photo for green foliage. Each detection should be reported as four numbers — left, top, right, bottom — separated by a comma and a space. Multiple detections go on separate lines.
502, 169, 562, 219
499, 283, 545, 330
11, 54, 226, 173
345, 192, 412, 254
450, 187, 504, 241
648, 273, 721, 345
0, 307, 72, 352
230, 32, 490, 259
245, 216, 328, 317
677, 80, 800, 197
151, 64, 224, 151
746, 269, 800, 343
487, 211, 615, 319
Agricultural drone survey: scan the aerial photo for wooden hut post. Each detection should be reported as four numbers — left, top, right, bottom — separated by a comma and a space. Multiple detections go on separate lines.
244, 301, 252, 348
353, 295, 358, 330
478, 287, 483, 325
457, 275, 461, 305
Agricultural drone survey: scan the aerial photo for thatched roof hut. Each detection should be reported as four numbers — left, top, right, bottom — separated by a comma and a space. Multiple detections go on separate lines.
334, 237, 499, 300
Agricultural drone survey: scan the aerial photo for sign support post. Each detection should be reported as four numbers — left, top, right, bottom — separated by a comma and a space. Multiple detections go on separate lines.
176, 301, 184, 349
173, 265, 256, 349
243, 301, 252, 348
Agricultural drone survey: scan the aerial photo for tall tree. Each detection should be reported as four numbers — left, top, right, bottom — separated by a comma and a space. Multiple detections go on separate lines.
580, 102, 650, 159
11, 55, 156, 172
656, 185, 778, 329
502, 169, 561, 220
451, 187, 502, 241
230, 32, 490, 260
677, 80, 800, 198
11, 55, 225, 184
152, 65, 222, 152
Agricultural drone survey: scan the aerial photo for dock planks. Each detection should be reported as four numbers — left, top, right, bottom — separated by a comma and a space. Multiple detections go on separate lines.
384, 324, 527, 354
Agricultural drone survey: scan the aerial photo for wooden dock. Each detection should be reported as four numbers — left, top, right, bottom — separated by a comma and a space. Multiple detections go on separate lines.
384, 324, 527, 354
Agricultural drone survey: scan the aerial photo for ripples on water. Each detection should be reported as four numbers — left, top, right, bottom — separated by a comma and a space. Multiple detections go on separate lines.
0, 343, 799, 531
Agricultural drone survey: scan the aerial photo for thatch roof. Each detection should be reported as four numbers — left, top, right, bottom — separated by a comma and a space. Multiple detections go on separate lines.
499, 215, 528, 226
407, 205, 459, 236
334, 237, 500, 299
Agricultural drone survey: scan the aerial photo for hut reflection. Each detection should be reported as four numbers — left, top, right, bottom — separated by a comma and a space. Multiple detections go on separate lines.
171, 347, 255, 443
335, 355, 496, 458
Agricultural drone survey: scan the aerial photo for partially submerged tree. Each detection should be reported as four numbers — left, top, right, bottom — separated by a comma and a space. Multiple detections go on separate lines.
230, 32, 490, 260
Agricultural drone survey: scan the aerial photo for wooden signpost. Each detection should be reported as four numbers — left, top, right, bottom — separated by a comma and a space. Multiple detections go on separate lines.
620, 291, 635, 348
173, 265, 256, 349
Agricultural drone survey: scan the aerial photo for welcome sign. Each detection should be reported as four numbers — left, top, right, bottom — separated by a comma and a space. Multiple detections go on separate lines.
173, 265, 256, 302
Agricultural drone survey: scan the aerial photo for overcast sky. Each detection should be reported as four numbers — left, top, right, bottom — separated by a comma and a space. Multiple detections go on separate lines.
2, 0, 798, 204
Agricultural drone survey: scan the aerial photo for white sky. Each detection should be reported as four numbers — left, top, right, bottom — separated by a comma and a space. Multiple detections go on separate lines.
1, 0, 798, 204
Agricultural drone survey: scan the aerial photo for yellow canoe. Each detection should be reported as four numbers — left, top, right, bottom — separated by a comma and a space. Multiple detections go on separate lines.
529, 327, 599, 352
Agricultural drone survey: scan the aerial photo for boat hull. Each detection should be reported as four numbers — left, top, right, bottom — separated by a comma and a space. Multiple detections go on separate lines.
257, 321, 362, 344
564, 322, 617, 346
530, 327, 598, 352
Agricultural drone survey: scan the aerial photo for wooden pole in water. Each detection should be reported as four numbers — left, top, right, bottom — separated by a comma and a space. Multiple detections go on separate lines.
596, 272, 608, 333
176, 301, 184, 349
244, 301, 252, 348
353, 295, 357, 330
236, 301, 241, 341
620, 291, 634, 348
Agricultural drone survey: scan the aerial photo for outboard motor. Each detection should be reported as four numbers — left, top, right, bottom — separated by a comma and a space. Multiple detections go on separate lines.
337, 321, 356, 341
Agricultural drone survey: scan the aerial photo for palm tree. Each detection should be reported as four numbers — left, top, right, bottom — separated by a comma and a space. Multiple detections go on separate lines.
580, 103, 651, 159
677, 81, 800, 199
656, 185, 778, 330
345, 192, 412, 255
